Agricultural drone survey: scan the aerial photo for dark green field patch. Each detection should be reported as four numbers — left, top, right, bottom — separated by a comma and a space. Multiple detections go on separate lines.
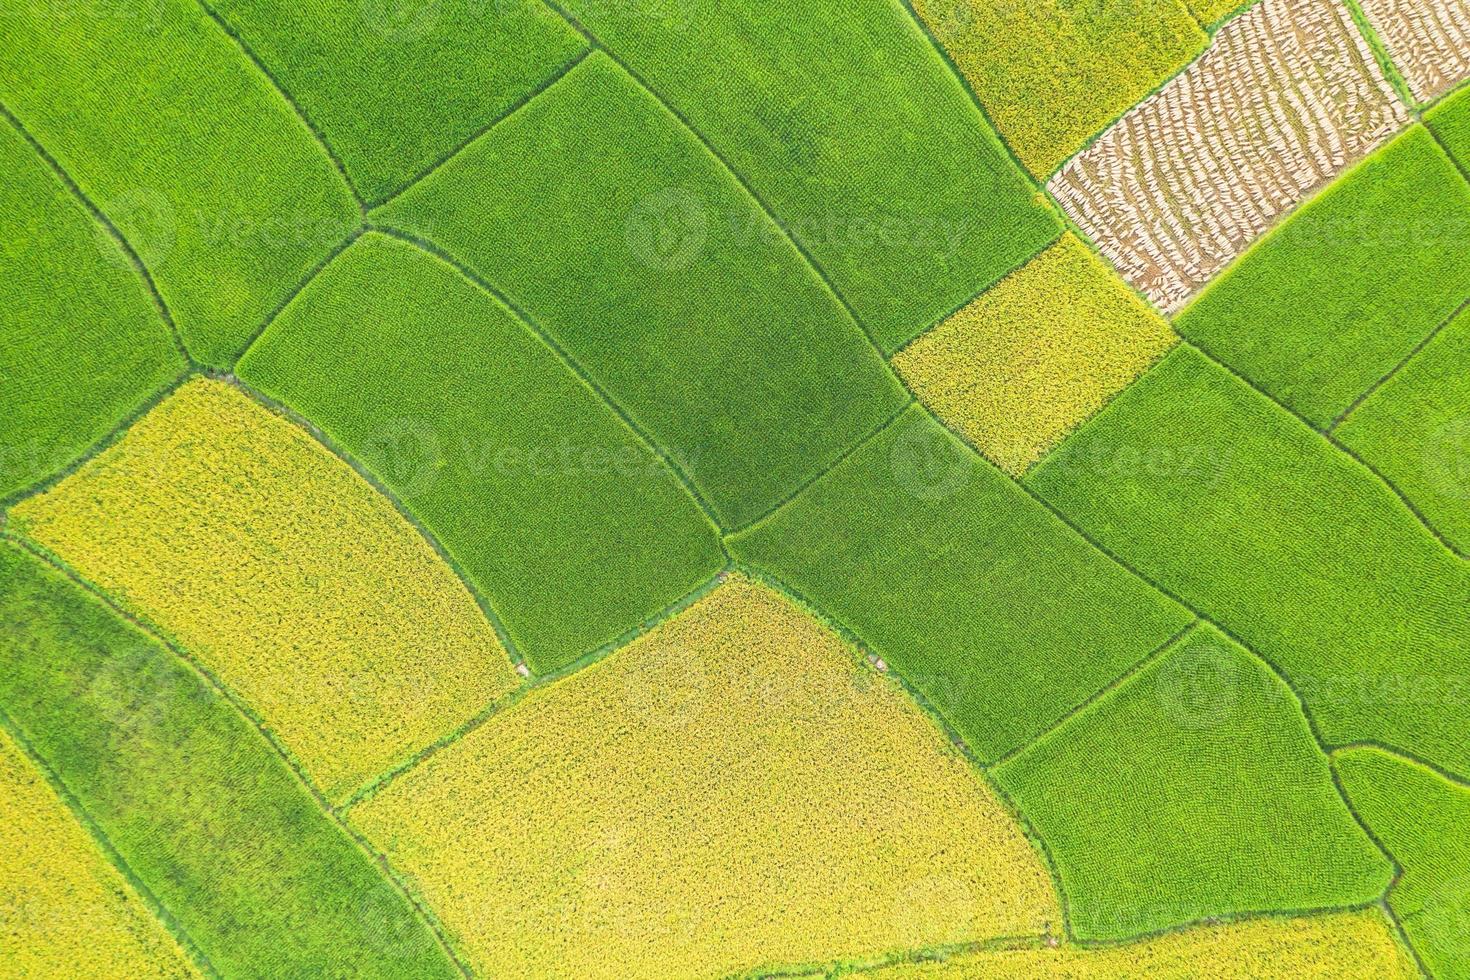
205, 0, 586, 203
1335, 746, 1470, 978
373, 52, 909, 529
1337, 305, 1470, 555
0, 541, 457, 978
994, 624, 1392, 941
0, 115, 183, 501
1028, 345, 1470, 779
727, 405, 1190, 761
237, 231, 724, 674
511, 0, 1060, 352
1175, 127, 1470, 429
0, 0, 359, 368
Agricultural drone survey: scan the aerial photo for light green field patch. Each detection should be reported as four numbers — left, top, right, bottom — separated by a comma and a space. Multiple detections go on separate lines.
373, 53, 909, 529
728, 405, 1190, 762
0, 541, 458, 978
994, 623, 1392, 941
550, 0, 1062, 350
1029, 345, 1470, 779
1336, 746, 1470, 978
0, 0, 359, 367
912, 0, 1206, 176
893, 234, 1177, 475
1176, 126, 1470, 428
205, 0, 586, 203
0, 113, 183, 501
238, 231, 724, 673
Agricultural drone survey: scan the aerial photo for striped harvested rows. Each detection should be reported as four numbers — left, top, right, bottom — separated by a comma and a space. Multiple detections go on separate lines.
1049, 0, 1409, 311
1359, 0, 1470, 101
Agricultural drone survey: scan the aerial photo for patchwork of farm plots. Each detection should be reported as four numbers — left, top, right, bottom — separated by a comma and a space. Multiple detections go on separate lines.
3, 0, 1470, 975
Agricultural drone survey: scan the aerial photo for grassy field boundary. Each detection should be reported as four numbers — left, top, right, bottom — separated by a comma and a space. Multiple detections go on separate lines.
231, 226, 366, 367
367, 46, 593, 211
224, 375, 529, 673
1178, 339, 1467, 559
196, 0, 364, 212
538, 5, 901, 359
0, 103, 189, 366
0, 700, 218, 978
364, 224, 728, 539
340, 562, 732, 812
0, 368, 195, 513
1, 534, 474, 976
1343, 0, 1420, 110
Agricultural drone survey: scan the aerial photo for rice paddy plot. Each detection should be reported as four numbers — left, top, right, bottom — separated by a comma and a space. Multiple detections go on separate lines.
1357, 0, 1470, 102
10, 378, 520, 802
1175, 126, 1470, 429
727, 405, 1191, 762
237, 231, 724, 674
1048, 0, 1410, 311
350, 576, 1059, 978
993, 623, 1392, 941
1335, 745, 1470, 978
0, 0, 359, 367
0, 542, 458, 979
1336, 305, 1470, 556
1028, 345, 1470, 780
892, 234, 1177, 476
549, 0, 1062, 351
204, 0, 586, 203
0, 728, 198, 978
910, 0, 1206, 176
373, 53, 909, 529
860, 909, 1415, 978
0, 112, 183, 501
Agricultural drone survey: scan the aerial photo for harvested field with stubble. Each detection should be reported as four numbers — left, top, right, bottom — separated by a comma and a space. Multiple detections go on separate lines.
1049, 0, 1410, 311
5, 0, 1470, 974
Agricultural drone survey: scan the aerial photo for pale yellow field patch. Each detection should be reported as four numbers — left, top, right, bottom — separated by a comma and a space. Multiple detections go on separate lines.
864, 909, 1415, 978
351, 575, 1059, 978
1049, 0, 1410, 311
10, 378, 517, 802
0, 730, 198, 977
893, 235, 1176, 476
1359, 0, 1470, 102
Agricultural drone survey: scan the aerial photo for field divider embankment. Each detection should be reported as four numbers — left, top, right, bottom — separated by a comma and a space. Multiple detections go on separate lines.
1179, 339, 1467, 560
195, 0, 365, 214
362, 223, 728, 541
339, 563, 732, 813
0, 697, 220, 978
0, 102, 189, 365
0, 532, 474, 978
366, 45, 594, 212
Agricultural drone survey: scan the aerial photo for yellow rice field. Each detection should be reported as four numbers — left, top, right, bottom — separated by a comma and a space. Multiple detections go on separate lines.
0, 730, 198, 977
892, 235, 1176, 476
863, 909, 1415, 978
10, 378, 518, 802
351, 575, 1059, 978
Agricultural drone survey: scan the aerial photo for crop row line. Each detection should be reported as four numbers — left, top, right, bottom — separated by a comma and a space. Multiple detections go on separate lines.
0, 103, 190, 367
2, 533, 474, 979
0, 693, 219, 979
195, 0, 365, 213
